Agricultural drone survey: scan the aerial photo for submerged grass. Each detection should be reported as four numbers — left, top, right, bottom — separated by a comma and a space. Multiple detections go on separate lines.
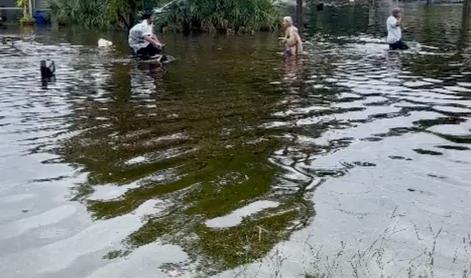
124, 196, 313, 274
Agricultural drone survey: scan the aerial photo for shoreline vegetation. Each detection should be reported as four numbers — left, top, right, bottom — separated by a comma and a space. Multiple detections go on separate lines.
48, 0, 282, 33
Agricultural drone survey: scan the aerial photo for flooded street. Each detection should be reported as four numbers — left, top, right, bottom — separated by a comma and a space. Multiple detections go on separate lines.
1, 1, 471, 277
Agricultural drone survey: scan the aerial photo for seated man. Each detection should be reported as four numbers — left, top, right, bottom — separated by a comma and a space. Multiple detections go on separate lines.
387, 8, 409, 50
128, 12, 163, 59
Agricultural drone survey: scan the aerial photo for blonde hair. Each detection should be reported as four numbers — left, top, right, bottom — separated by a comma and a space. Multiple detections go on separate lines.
283, 16, 293, 26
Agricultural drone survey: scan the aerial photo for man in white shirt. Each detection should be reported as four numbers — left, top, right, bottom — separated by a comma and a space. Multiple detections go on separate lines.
128, 12, 164, 59
387, 8, 409, 50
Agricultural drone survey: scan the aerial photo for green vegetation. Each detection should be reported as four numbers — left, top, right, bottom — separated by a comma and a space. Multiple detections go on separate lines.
155, 0, 280, 33
17, 0, 35, 25
19, 15, 35, 25
55, 36, 317, 274
48, 0, 112, 28
47, 0, 280, 32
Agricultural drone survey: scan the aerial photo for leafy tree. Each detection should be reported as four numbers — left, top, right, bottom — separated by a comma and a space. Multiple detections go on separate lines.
17, 0, 35, 24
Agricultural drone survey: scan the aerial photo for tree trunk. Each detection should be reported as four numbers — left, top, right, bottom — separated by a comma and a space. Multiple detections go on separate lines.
458, 0, 470, 51
296, 0, 303, 36
28, 0, 33, 17
464, 0, 471, 15
463, 0, 471, 34
118, 12, 131, 31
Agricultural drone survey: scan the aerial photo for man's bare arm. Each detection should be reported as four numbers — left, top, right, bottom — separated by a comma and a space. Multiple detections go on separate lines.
144, 35, 162, 47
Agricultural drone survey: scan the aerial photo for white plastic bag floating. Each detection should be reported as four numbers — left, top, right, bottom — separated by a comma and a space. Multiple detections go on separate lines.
98, 38, 113, 47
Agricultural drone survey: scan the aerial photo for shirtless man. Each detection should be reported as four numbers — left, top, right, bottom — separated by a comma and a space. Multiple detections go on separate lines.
280, 16, 303, 57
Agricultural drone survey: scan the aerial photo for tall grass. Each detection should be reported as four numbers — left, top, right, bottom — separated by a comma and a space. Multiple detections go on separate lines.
156, 0, 280, 33
48, 0, 110, 28
47, 0, 280, 32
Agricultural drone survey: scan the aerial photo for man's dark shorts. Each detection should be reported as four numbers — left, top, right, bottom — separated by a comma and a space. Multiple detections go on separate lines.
389, 40, 409, 50
136, 44, 162, 59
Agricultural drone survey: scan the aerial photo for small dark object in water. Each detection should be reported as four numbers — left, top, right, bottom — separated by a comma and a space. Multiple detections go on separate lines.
40, 60, 55, 79
317, 3, 324, 11
160, 55, 168, 63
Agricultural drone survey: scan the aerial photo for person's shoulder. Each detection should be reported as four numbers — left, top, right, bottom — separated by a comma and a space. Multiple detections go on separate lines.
130, 22, 143, 31
387, 16, 396, 22
143, 23, 153, 33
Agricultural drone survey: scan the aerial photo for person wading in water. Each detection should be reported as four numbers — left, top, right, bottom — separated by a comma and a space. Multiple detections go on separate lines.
280, 16, 303, 57
387, 8, 409, 50
128, 11, 164, 59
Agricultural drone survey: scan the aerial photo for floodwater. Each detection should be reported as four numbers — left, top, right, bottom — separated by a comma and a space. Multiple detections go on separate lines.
0, 1, 470, 277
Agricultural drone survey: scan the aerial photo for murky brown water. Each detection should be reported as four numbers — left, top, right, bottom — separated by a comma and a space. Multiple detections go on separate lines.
1, 1, 470, 277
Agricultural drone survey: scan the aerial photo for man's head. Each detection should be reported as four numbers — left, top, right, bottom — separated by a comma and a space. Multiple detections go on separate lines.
142, 11, 154, 24
392, 8, 401, 18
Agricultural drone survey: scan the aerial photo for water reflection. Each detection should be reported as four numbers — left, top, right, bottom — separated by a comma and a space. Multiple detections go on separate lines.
0, 1, 470, 277
41, 75, 57, 89
52, 34, 315, 273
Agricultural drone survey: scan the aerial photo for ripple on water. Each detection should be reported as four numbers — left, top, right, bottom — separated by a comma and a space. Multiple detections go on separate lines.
428, 123, 471, 137
205, 200, 280, 229
433, 105, 471, 114
2, 10, 471, 276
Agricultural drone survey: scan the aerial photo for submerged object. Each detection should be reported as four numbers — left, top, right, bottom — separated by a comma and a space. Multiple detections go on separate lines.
98, 38, 113, 47
317, 3, 324, 11
137, 54, 176, 66
40, 60, 55, 79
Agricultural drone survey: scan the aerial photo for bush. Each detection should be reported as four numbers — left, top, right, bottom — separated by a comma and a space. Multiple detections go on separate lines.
47, 0, 280, 32
19, 15, 35, 25
156, 0, 280, 33
48, 0, 111, 28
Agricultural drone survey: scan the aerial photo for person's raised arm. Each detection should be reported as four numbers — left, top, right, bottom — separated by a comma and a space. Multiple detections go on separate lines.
396, 16, 402, 26
389, 17, 400, 29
